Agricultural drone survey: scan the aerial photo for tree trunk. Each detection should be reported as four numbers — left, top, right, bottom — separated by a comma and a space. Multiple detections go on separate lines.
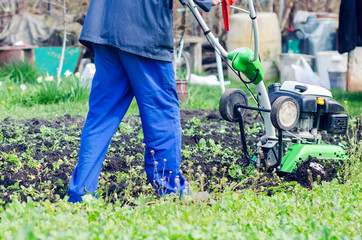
57, 0, 67, 88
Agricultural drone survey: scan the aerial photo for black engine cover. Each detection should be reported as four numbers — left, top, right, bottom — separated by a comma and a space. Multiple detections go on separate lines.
268, 83, 345, 115
320, 114, 348, 134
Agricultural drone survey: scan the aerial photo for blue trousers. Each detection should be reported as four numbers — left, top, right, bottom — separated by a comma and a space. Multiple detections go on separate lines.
68, 44, 187, 203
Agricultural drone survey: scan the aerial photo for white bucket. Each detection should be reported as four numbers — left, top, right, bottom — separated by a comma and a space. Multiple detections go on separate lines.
315, 51, 348, 89
328, 71, 347, 90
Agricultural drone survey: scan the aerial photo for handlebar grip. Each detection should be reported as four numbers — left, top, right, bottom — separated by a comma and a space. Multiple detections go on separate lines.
221, 0, 237, 31
228, 47, 264, 84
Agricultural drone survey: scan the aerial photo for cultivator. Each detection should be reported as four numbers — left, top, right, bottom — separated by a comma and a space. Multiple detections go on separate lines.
180, 0, 348, 174
219, 81, 348, 173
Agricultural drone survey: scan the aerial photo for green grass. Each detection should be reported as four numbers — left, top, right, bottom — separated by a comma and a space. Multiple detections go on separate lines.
0, 102, 89, 119
0, 64, 361, 239
0, 60, 43, 85
0, 150, 361, 239
2, 78, 360, 121
0, 78, 275, 120
331, 90, 362, 117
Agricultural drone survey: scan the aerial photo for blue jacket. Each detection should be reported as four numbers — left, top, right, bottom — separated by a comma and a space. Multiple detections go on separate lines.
80, 0, 213, 62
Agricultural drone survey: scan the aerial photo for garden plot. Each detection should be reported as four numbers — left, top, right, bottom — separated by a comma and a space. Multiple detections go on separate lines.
0, 109, 358, 206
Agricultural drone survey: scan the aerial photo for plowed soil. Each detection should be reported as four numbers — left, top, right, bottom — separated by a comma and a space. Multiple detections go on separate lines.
0, 110, 359, 206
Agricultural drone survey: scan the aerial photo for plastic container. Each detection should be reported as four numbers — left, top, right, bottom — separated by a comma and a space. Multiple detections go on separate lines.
279, 53, 315, 83
286, 28, 300, 54
328, 71, 347, 90
294, 16, 338, 55
227, 12, 281, 80
316, 51, 347, 90
80, 63, 96, 89
176, 80, 188, 101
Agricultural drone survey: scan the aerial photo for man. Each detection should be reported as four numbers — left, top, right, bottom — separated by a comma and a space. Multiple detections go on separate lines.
68, 0, 221, 203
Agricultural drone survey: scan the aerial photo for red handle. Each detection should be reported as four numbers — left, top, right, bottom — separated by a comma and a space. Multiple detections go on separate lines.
221, 0, 237, 31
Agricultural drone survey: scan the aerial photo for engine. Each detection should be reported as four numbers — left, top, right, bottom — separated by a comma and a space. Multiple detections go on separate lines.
268, 81, 348, 140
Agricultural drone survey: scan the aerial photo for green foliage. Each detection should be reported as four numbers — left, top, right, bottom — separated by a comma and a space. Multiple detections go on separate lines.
0, 67, 90, 109
331, 89, 362, 116
66, 77, 91, 103
0, 72, 360, 121
0, 164, 361, 239
0, 61, 43, 84
35, 72, 91, 104
36, 74, 62, 104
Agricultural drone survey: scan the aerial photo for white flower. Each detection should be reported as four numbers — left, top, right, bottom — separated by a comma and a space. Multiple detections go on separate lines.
75, 72, 81, 79
37, 77, 43, 83
45, 74, 54, 82
0, 82, 2, 86
64, 70, 72, 78
20, 84, 26, 91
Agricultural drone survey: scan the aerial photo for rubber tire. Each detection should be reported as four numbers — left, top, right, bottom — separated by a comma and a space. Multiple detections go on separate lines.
219, 88, 248, 122
270, 96, 300, 130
